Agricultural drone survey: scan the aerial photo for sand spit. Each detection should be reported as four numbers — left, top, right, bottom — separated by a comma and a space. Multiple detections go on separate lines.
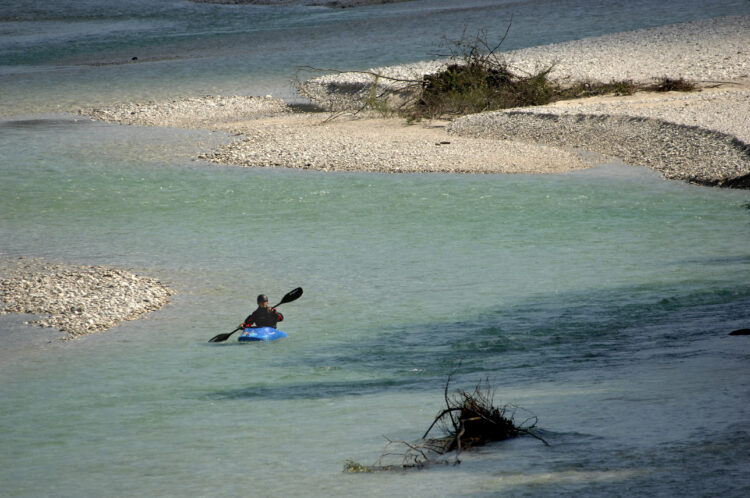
0, 257, 175, 339
200, 115, 591, 173
78, 95, 290, 128
77, 94, 593, 174
291, 15, 750, 186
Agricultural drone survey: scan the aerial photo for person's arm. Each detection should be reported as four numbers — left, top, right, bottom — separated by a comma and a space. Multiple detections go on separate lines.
272, 308, 283, 322
239, 311, 256, 329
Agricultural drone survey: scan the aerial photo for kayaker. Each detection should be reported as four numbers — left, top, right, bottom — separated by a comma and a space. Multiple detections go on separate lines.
240, 294, 284, 329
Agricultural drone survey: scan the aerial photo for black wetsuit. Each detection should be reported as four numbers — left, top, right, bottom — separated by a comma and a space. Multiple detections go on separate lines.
243, 306, 284, 328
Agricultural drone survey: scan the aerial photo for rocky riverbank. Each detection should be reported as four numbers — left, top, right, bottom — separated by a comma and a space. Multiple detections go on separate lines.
76, 15, 750, 186
447, 84, 750, 187
0, 257, 174, 339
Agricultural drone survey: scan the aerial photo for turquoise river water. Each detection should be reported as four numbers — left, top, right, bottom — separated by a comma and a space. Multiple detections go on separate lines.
2, 1, 750, 496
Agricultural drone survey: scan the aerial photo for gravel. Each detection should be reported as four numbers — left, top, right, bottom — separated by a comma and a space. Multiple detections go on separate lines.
198, 115, 590, 173
298, 15, 750, 110
445, 84, 750, 186
78, 95, 290, 128
510, 87, 750, 143
0, 257, 175, 338
448, 110, 750, 187
502, 15, 750, 84
77, 14, 750, 186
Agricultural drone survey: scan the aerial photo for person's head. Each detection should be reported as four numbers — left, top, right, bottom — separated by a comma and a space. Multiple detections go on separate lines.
257, 294, 269, 306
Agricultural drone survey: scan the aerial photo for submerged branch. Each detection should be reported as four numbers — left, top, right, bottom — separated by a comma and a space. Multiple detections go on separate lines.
344, 376, 548, 472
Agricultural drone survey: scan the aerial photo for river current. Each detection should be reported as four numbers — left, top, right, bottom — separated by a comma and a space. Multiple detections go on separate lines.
2, 1, 750, 496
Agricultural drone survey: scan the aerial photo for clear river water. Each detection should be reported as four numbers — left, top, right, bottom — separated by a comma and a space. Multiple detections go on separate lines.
1, 1, 750, 496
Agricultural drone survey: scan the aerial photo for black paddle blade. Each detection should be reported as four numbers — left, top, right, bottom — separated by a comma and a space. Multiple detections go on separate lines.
208, 333, 231, 343
208, 327, 241, 343
275, 287, 303, 306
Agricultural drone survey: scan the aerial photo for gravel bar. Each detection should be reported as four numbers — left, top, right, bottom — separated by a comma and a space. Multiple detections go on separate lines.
300, 14, 750, 108
0, 257, 175, 339
448, 109, 750, 187
199, 115, 591, 173
78, 95, 290, 128
78, 15, 750, 186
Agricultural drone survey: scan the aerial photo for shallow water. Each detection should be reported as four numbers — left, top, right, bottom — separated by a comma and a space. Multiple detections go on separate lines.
2, 1, 750, 497
3, 0, 750, 114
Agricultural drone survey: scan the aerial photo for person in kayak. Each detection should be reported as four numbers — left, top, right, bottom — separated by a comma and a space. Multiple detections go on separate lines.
240, 294, 284, 329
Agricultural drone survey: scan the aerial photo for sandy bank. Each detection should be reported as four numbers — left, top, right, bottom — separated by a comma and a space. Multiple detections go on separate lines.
200, 115, 591, 173
79, 93, 591, 174
0, 256, 174, 339
78, 95, 289, 128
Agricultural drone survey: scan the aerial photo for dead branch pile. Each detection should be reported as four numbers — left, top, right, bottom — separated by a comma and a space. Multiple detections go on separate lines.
344, 377, 547, 472
298, 24, 698, 121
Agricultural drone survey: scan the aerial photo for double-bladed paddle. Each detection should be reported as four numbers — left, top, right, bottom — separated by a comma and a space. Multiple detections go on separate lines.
208, 287, 303, 343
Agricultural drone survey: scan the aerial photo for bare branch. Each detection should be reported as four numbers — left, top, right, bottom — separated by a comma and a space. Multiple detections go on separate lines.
422, 407, 463, 440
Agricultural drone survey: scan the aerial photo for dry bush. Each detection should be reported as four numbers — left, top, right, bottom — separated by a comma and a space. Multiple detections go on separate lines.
298, 27, 698, 121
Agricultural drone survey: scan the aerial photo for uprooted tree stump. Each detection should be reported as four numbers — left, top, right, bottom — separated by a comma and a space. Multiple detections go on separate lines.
344, 377, 548, 472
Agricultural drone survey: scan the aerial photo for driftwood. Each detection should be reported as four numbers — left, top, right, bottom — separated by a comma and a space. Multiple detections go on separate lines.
344, 377, 547, 472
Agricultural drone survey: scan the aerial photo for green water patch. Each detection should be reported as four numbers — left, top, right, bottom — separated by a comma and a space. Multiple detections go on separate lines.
194, 280, 750, 404
2, 120, 749, 332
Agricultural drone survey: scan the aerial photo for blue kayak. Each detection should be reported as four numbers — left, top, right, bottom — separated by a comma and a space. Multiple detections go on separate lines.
238, 327, 287, 342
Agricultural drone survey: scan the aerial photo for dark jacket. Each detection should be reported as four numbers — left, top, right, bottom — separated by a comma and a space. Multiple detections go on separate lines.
243, 306, 284, 329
